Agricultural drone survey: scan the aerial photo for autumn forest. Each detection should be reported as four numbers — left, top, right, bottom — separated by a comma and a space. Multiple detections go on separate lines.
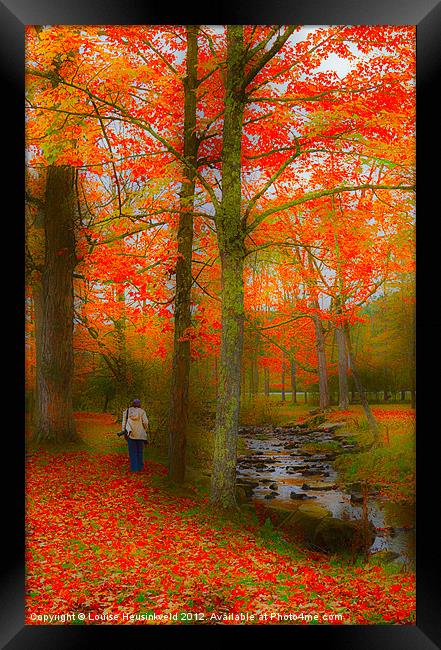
25, 25, 416, 625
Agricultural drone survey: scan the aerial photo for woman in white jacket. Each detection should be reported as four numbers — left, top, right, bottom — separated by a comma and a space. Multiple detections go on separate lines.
122, 399, 149, 472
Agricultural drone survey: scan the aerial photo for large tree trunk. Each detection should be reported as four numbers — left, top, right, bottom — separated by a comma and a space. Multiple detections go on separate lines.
33, 283, 44, 421
26, 192, 45, 426
312, 313, 330, 410
34, 165, 79, 443
168, 26, 199, 483
211, 251, 245, 507
336, 325, 349, 409
211, 26, 245, 508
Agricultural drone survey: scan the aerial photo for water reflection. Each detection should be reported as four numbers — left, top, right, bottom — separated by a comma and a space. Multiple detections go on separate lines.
237, 429, 415, 565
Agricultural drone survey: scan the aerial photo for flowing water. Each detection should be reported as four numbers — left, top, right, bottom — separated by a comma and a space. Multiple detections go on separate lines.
237, 424, 415, 564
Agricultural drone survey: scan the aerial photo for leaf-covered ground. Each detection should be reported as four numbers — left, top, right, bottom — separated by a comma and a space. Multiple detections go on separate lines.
25, 415, 415, 626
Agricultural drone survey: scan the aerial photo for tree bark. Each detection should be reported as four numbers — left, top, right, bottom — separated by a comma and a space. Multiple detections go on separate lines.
34, 165, 79, 443
32, 283, 44, 420
211, 26, 246, 508
211, 251, 245, 508
336, 325, 349, 409
168, 26, 199, 483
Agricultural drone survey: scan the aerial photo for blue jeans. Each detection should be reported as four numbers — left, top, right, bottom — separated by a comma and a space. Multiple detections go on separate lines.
127, 438, 144, 472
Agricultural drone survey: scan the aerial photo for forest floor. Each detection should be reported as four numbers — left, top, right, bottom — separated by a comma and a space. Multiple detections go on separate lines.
25, 406, 416, 625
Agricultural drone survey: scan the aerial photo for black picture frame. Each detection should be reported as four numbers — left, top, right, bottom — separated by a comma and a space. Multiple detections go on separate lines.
3, 0, 440, 647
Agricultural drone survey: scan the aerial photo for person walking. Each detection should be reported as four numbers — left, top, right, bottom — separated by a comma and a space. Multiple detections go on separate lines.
122, 399, 149, 472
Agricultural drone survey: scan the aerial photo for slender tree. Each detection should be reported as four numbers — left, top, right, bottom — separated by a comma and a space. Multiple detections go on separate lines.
168, 26, 200, 483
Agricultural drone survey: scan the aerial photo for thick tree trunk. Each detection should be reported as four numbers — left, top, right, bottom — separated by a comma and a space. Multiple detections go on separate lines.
312, 313, 330, 410
336, 325, 349, 409
168, 26, 199, 483
344, 324, 379, 440
33, 281, 44, 424
34, 165, 79, 443
211, 251, 245, 507
211, 26, 245, 508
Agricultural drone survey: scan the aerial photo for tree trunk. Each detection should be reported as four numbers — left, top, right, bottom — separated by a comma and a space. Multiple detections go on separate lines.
34, 165, 79, 443
312, 313, 330, 409
114, 286, 129, 416
211, 251, 245, 508
336, 325, 349, 409
290, 357, 297, 404
410, 299, 416, 409
168, 26, 199, 483
33, 281, 44, 425
344, 324, 379, 440
211, 26, 245, 508
281, 352, 286, 402
264, 366, 270, 396
252, 331, 259, 395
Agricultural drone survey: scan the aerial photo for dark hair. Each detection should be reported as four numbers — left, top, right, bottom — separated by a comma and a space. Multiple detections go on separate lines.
132, 398, 141, 407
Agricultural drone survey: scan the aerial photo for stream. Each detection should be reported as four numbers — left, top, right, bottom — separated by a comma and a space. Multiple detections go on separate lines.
237, 424, 415, 565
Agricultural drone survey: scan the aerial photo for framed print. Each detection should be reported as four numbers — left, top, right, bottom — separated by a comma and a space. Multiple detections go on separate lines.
2, 0, 440, 646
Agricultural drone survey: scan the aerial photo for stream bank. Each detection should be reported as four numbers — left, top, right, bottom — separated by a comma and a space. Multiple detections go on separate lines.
236, 421, 415, 564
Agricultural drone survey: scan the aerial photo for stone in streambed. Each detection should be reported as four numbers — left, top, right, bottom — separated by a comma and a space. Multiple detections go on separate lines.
235, 486, 250, 504
316, 422, 346, 431
282, 502, 374, 554
290, 491, 317, 500
282, 503, 331, 541
313, 517, 375, 554
300, 468, 329, 476
302, 481, 337, 491
371, 550, 400, 564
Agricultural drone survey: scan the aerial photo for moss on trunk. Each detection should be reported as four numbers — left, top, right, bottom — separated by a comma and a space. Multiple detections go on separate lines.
168, 26, 200, 483
210, 26, 246, 508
